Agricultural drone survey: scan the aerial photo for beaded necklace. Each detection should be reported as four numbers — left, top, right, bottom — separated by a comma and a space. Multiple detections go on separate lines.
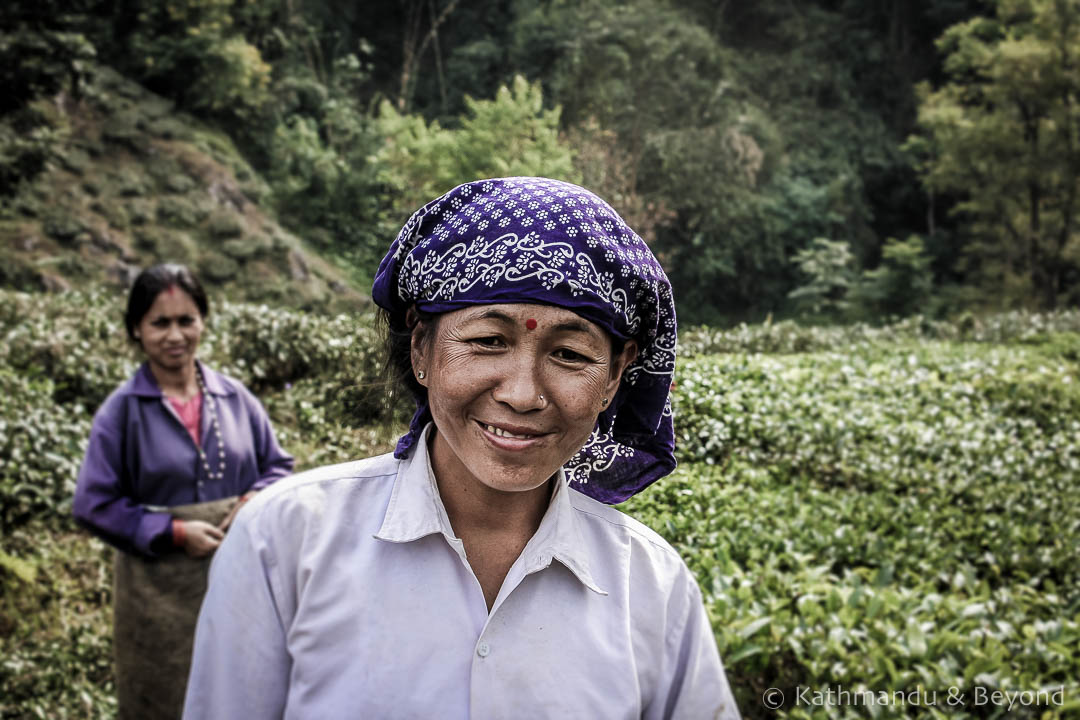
194, 366, 226, 481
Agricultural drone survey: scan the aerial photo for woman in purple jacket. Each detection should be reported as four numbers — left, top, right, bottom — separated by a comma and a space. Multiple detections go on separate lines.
73, 263, 293, 720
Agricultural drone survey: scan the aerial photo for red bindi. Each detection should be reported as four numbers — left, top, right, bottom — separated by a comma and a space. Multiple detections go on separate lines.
525, 318, 537, 330
165, 284, 177, 296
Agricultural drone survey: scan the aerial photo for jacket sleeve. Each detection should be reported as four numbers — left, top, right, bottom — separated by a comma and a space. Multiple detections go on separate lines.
72, 402, 173, 556
242, 386, 294, 491
645, 569, 741, 720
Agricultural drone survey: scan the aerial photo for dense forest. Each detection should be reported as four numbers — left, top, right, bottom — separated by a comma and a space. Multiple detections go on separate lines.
4, 0, 1078, 323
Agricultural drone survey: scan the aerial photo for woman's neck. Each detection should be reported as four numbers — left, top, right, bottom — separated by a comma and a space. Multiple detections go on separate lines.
149, 359, 199, 400
439, 473, 552, 540
429, 431, 551, 540
428, 429, 553, 611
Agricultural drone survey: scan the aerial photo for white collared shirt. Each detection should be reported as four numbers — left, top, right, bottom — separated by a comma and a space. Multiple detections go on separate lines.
184, 426, 739, 719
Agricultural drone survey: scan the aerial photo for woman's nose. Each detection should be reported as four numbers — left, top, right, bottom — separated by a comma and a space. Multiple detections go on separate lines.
491, 356, 546, 412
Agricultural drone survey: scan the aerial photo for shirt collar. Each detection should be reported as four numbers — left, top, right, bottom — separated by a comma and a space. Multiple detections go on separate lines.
126, 360, 233, 398
375, 424, 606, 595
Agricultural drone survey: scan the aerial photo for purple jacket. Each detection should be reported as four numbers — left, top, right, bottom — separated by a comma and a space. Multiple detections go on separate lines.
73, 361, 294, 556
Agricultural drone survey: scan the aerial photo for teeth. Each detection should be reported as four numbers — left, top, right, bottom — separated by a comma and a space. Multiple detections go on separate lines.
485, 424, 534, 439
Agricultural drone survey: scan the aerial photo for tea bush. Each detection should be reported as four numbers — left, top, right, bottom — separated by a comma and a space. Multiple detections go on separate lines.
628, 337, 1080, 717
626, 458, 1080, 718
678, 310, 1080, 357
0, 370, 91, 533
2, 288, 1078, 718
0, 528, 115, 720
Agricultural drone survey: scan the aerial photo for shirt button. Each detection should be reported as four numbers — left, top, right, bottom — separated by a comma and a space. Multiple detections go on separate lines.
476, 642, 490, 658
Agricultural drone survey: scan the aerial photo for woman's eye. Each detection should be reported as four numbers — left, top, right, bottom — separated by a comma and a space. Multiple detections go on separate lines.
152, 319, 169, 327
179, 316, 194, 326
470, 336, 504, 348
554, 348, 590, 363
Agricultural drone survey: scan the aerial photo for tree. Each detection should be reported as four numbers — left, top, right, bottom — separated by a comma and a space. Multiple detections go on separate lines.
397, 0, 462, 112
373, 75, 578, 218
908, 0, 1080, 308
0, 0, 98, 194
851, 235, 935, 318
787, 237, 858, 318
110, 0, 271, 119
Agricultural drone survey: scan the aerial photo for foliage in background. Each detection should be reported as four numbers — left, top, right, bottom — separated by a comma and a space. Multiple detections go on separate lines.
790, 235, 936, 321
373, 75, 578, 219
4, 0, 1075, 319
656, 336, 1080, 716
851, 235, 935, 318
511, 0, 789, 321
107, 0, 271, 119
262, 50, 387, 288
678, 308, 1080, 357
909, 0, 1080, 309
787, 238, 858, 319
0, 1, 96, 196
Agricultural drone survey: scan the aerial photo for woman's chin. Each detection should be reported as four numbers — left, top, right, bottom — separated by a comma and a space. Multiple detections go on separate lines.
151, 355, 192, 372
469, 460, 558, 495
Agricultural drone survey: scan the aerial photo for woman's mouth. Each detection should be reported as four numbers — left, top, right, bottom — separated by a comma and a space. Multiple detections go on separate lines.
483, 424, 536, 439
477, 421, 548, 449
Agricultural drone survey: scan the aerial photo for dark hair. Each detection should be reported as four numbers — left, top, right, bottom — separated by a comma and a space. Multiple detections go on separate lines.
124, 263, 209, 342
379, 306, 436, 409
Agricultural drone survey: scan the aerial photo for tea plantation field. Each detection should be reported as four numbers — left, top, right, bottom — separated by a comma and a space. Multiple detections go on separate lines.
1, 289, 1078, 719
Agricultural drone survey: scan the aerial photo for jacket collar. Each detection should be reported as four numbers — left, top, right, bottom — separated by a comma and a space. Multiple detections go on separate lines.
126, 360, 233, 398
375, 424, 606, 595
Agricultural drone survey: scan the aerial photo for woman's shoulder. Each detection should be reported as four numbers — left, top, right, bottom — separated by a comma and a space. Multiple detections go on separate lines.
90, 366, 151, 426
566, 487, 682, 560
238, 452, 401, 528
197, 364, 270, 414
197, 363, 248, 397
565, 487, 699, 600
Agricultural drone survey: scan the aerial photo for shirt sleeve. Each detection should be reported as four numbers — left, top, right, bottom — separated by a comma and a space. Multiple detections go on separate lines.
646, 570, 741, 720
72, 407, 172, 556
242, 387, 294, 491
183, 510, 290, 719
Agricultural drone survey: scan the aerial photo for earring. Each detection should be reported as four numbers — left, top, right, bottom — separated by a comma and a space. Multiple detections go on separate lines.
417, 370, 426, 380
601, 397, 608, 407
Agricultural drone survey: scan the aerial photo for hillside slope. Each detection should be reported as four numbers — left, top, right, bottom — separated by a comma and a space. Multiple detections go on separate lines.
1, 65, 369, 313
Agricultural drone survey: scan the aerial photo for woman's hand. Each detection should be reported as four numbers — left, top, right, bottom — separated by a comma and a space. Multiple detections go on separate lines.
180, 520, 225, 557
218, 491, 257, 533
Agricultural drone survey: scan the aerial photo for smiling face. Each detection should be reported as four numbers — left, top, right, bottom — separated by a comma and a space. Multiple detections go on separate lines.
134, 286, 205, 374
413, 303, 638, 496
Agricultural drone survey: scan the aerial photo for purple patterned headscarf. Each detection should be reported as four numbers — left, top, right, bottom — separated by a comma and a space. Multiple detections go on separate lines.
372, 177, 676, 503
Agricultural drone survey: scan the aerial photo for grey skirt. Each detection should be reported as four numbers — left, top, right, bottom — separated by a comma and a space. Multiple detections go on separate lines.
112, 497, 237, 720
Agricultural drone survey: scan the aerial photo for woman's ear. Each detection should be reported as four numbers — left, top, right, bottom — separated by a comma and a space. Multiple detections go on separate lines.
604, 340, 639, 400
410, 316, 431, 387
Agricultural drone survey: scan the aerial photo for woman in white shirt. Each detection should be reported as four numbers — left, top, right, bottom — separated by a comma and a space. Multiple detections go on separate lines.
183, 177, 740, 719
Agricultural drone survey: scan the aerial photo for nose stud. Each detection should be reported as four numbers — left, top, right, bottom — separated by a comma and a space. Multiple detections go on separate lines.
539, 394, 545, 402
